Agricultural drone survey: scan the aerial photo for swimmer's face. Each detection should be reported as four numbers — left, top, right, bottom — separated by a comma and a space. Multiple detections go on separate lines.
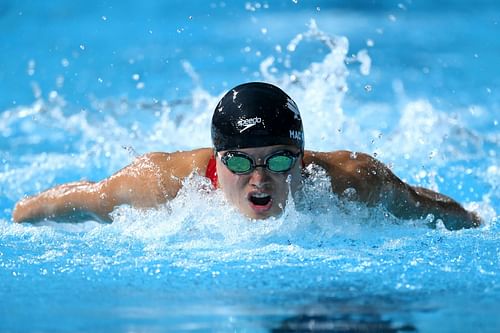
216, 145, 302, 219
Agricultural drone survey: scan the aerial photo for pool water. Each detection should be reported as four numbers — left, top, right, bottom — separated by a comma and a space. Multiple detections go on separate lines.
1, 1, 499, 332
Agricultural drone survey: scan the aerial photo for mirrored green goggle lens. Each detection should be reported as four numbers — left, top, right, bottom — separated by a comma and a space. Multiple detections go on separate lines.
267, 155, 294, 172
225, 154, 294, 173
226, 156, 252, 173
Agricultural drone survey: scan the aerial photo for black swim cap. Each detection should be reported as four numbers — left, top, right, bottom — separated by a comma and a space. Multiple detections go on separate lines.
211, 82, 304, 152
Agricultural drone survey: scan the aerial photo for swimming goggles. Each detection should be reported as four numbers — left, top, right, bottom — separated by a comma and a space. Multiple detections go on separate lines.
220, 150, 300, 174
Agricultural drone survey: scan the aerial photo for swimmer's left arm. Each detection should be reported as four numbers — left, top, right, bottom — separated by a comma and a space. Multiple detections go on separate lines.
383, 183, 481, 230
305, 150, 481, 230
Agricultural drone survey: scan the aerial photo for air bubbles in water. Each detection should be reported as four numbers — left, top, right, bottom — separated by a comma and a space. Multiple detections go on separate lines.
364, 84, 372, 92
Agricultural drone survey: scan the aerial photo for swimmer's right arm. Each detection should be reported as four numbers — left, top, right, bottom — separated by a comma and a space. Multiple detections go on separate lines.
12, 180, 114, 223
12, 150, 210, 223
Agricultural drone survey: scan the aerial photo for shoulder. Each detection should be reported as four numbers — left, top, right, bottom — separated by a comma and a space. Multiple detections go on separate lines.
304, 150, 384, 171
107, 148, 214, 201
136, 148, 214, 177
303, 150, 389, 203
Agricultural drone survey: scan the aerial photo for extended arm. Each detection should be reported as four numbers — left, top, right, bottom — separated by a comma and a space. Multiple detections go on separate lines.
383, 183, 481, 230
305, 150, 481, 230
13, 180, 114, 223
12, 149, 211, 223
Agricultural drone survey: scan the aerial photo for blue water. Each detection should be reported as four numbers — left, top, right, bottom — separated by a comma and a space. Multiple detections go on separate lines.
1, 1, 499, 332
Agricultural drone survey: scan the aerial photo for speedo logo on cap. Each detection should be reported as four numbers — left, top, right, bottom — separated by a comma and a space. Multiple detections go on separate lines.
236, 117, 262, 133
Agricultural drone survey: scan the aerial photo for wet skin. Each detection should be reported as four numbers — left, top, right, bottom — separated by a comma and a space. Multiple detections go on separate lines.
12, 146, 480, 229
216, 145, 302, 219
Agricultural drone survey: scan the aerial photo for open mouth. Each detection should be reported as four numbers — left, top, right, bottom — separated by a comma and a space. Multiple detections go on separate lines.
249, 192, 272, 206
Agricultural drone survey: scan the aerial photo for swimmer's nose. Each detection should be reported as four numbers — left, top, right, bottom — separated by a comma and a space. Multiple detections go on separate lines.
249, 166, 270, 187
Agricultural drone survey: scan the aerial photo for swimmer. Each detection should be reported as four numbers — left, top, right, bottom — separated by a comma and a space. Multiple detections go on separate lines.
12, 82, 481, 230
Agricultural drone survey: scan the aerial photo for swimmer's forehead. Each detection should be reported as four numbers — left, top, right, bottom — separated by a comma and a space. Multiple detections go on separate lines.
218, 144, 301, 156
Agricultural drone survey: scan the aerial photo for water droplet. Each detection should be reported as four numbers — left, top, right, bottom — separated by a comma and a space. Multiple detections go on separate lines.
343, 187, 357, 199
366, 39, 374, 47
97, 77, 103, 83
101, 15, 107, 21
350, 152, 358, 159
388, 14, 396, 22
292, 0, 298, 3
27, 59, 35, 76
364, 84, 372, 92
48, 91, 58, 99
260, 28, 268, 35
316, 6, 321, 11
132, 73, 140, 81
79, 44, 85, 50
136, 82, 145, 89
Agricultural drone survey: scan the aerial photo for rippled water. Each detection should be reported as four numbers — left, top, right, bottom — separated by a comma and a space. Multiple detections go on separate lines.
1, 1, 499, 332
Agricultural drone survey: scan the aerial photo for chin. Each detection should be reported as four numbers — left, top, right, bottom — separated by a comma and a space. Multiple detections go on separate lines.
243, 207, 283, 220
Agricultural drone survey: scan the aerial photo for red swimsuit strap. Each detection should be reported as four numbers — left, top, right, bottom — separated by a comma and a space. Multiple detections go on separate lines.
205, 154, 218, 188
